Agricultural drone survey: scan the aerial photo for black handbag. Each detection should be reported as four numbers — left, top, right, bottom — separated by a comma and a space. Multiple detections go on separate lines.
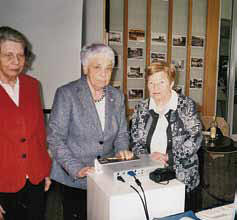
149, 167, 176, 183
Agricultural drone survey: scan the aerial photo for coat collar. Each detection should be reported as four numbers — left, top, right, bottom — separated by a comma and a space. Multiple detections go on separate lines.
141, 97, 178, 125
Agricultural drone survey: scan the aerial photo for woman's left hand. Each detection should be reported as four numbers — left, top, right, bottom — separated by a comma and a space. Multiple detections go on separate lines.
76, 166, 95, 178
44, 177, 51, 192
116, 150, 134, 160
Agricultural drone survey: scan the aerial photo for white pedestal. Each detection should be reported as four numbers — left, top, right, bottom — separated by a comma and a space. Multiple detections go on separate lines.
87, 173, 185, 220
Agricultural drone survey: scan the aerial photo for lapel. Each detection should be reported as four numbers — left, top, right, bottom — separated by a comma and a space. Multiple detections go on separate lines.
76, 78, 104, 138
0, 74, 33, 136
18, 74, 28, 109
138, 99, 152, 145
18, 74, 36, 136
0, 78, 20, 108
0, 84, 15, 106
104, 86, 114, 138
168, 109, 178, 138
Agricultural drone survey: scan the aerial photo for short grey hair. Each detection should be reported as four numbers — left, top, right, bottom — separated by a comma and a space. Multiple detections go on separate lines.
0, 26, 34, 70
81, 43, 115, 68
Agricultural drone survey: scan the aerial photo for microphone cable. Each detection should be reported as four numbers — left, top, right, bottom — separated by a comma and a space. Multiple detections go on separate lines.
128, 171, 149, 220
117, 175, 149, 220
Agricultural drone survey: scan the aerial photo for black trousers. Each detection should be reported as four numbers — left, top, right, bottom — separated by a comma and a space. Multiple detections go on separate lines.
59, 183, 87, 220
0, 179, 45, 220
185, 185, 202, 212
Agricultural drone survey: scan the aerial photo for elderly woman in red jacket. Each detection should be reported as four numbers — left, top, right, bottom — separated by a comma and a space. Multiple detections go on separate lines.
0, 26, 51, 220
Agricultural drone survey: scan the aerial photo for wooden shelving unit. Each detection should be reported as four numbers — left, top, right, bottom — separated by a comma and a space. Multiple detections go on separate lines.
108, 0, 220, 117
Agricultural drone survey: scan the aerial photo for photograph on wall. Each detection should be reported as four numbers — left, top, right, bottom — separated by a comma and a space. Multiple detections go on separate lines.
108, 31, 122, 45
151, 32, 167, 45
128, 29, 145, 42
128, 88, 144, 100
128, 47, 144, 60
191, 57, 204, 69
172, 59, 185, 72
151, 52, 166, 63
173, 35, 186, 47
127, 65, 144, 79
173, 85, 185, 95
114, 55, 121, 69
192, 36, 204, 48
190, 78, 203, 89
110, 80, 121, 90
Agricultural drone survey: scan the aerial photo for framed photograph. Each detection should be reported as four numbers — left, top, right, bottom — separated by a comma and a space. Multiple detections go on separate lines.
174, 85, 185, 95
151, 32, 167, 45
128, 29, 145, 42
192, 36, 204, 48
151, 52, 166, 63
191, 57, 204, 69
172, 59, 185, 71
190, 78, 203, 89
173, 35, 186, 47
127, 65, 144, 79
128, 47, 144, 60
108, 31, 122, 45
128, 88, 144, 100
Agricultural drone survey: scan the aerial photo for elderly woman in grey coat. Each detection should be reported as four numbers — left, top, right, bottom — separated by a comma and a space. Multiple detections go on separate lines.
130, 61, 202, 212
47, 43, 132, 220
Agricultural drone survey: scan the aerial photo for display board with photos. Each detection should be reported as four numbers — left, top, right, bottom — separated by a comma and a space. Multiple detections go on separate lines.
108, 0, 124, 91
108, 0, 208, 116
189, 0, 207, 105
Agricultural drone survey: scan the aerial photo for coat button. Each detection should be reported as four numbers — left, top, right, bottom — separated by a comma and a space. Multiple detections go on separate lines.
20, 138, 26, 142
22, 153, 27, 158
99, 141, 104, 145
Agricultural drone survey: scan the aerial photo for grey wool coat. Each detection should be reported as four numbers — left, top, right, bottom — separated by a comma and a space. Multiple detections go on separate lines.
47, 77, 129, 189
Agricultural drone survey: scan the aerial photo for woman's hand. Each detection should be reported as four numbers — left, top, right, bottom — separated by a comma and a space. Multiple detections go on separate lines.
0, 205, 5, 220
116, 150, 134, 160
44, 177, 51, 192
76, 167, 95, 178
150, 152, 168, 165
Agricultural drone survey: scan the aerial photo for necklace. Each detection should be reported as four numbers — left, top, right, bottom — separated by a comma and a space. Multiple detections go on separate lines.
94, 93, 105, 103
93, 87, 106, 103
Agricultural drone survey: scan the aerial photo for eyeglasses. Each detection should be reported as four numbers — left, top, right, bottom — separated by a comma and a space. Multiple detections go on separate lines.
0, 52, 25, 62
91, 65, 113, 73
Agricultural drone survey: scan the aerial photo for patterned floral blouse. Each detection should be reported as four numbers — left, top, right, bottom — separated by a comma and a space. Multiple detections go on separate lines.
130, 94, 203, 192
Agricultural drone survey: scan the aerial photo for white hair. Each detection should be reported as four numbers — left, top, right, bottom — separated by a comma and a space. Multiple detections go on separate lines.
81, 43, 115, 68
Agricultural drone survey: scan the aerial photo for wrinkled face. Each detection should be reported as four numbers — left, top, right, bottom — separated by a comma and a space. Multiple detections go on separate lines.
0, 40, 25, 82
147, 71, 174, 101
84, 54, 113, 91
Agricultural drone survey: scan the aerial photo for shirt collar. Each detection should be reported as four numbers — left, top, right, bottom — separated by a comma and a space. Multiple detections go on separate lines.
0, 77, 19, 88
149, 90, 178, 113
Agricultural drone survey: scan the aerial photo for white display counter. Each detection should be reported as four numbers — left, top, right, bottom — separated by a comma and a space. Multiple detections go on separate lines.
87, 172, 185, 220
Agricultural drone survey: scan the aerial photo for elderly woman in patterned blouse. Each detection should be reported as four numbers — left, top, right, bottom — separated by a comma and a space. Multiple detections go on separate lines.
130, 61, 202, 212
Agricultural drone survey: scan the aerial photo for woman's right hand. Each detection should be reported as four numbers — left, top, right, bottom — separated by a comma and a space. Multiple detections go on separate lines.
0, 205, 5, 220
150, 152, 168, 166
76, 166, 95, 178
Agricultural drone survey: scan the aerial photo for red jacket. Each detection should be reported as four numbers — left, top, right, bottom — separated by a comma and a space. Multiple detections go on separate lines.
0, 74, 52, 192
